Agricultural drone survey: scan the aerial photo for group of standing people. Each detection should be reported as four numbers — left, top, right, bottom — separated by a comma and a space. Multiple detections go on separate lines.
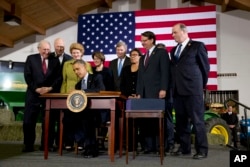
22, 23, 210, 160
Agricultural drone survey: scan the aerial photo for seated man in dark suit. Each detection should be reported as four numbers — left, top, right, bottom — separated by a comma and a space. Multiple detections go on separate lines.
221, 104, 239, 148
72, 59, 105, 158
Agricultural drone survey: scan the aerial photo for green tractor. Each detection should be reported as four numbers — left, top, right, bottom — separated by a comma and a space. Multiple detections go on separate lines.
172, 106, 232, 146
204, 110, 232, 145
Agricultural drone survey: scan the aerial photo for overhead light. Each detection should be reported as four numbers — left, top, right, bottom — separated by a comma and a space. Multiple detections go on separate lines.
9, 60, 13, 69
3, 4, 22, 26
4, 13, 21, 26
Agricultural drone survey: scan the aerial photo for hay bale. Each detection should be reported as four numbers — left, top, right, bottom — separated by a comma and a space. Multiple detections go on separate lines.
0, 109, 15, 125
0, 122, 42, 143
207, 133, 225, 145
191, 133, 225, 145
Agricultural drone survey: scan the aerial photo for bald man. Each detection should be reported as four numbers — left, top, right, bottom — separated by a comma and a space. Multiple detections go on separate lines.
170, 23, 210, 159
47, 38, 72, 150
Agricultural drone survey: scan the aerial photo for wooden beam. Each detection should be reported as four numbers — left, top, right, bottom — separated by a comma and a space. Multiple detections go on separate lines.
0, 0, 45, 35
104, 0, 113, 8
190, 0, 205, 6
235, 0, 250, 7
53, 0, 77, 21
204, 0, 224, 5
21, 14, 46, 35
0, 35, 14, 47
222, 0, 230, 12
77, 1, 106, 14
141, 0, 155, 10
0, 0, 11, 11
229, 0, 250, 11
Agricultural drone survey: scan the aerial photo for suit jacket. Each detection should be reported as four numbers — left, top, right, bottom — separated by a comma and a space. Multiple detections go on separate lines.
170, 40, 210, 96
136, 47, 170, 98
109, 56, 131, 91
92, 66, 114, 91
50, 52, 72, 92
60, 59, 93, 93
50, 52, 72, 67
61, 53, 72, 67
120, 65, 138, 97
24, 53, 61, 104
221, 112, 238, 126
75, 74, 105, 92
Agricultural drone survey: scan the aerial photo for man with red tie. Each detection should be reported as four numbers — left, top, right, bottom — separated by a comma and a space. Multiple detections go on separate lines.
136, 31, 170, 154
22, 40, 61, 152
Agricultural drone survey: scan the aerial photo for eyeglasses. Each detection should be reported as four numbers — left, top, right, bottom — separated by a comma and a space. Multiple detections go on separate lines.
130, 54, 139, 57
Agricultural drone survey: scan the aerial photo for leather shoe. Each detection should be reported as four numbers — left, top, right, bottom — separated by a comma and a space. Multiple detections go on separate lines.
193, 152, 207, 159
171, 149, 191, 156
143, 149, 155, 154
82, 149, 98, 158
49, 147, 57, 152
82, 144, 99, 158
165, 145, 175, 154
22, 146, 34, 153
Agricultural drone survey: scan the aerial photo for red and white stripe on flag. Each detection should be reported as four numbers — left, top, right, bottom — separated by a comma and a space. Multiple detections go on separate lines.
134, 6, 217, 90
79, 5, 217, 90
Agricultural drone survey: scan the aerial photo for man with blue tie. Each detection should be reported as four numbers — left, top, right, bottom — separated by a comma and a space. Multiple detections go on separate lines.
170, 23, 210, 159
108, 41, 131, 152
109, 41, 131, 91
73, 59, 105, 158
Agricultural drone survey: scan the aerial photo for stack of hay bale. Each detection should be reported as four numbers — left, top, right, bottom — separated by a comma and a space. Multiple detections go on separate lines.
0, 108, 41, 143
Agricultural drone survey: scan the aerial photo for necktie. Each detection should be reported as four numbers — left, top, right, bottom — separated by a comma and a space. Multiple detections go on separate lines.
42, 58, 47, 74
174, 44, 182, 61
118, 59, 122, 76
81, 79, 87, 90
144, 51, 150, 67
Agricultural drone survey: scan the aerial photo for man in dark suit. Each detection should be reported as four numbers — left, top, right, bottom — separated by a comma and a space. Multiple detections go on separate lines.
73, 59, 105, 158
221, 105, 239, 148
108, 40, 131, 151
22, 40, 61, 152
136, 31, 170, 153
52, 38, 72, 73
47, 38, 72, 150
170, 23, 210, 159
109, 41, 131, 91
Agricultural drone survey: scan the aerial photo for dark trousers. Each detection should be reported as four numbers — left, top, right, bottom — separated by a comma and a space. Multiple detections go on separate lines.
23, 102, 55, 148
164, 102, 175, 150
174, 95, 208, 154
44, 109, 60, 147
63, 109, 98, 149
63, 110, 85, 147
230, 127, 238, 147
140, 118, 159, 151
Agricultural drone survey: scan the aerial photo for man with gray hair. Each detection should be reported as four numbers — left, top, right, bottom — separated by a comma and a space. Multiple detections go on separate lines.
22, 40, 61, 152
109, 41, 131, 91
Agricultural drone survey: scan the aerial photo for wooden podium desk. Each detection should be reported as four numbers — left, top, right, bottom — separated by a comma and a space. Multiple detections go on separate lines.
40, 92, 126, 162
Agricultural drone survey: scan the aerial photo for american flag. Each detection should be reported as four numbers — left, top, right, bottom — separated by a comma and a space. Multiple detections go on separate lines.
78, 5, 217, 90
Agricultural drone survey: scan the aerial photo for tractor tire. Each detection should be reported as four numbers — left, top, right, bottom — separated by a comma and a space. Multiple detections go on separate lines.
206, 117, 232, 145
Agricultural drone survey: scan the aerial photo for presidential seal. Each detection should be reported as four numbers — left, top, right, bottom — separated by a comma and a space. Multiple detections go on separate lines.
66, 90, 87, 113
